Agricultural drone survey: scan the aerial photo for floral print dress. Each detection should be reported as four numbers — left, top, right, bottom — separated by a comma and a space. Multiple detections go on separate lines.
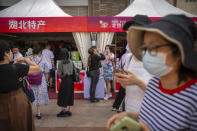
103, 52, 114, 81
30, 56, 50, 106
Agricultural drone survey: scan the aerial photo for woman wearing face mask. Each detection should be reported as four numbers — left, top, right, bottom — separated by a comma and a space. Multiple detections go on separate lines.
107, 14, 197, 131
29, 47, 50, 120
0, 41, 41, 131
103, 45, 115, 100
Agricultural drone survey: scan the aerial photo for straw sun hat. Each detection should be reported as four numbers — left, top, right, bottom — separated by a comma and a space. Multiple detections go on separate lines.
127, 14, 197, 71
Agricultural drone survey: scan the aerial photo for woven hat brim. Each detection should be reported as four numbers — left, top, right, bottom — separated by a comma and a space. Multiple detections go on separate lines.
127, 26, 197, 71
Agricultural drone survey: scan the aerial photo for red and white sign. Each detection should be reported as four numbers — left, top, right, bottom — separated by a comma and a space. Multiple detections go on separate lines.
1, 17, 196, 33
9, 19, 46, 30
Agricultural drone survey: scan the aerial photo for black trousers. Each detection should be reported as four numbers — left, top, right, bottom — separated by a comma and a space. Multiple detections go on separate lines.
112, 86, 125, 109
90, 69, 100, 100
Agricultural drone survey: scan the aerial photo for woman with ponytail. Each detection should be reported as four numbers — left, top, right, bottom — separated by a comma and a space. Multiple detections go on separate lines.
56, 48, 74, 117
88, 47, 105, 103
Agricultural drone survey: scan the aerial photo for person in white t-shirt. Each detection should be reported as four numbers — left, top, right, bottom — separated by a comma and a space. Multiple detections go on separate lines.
42, 43, 55, 86
12, 46, 23, 59
113, 15, 152, 112
107, 15, 153, 131
25, 48, 33, 58
123, 53, 152, 112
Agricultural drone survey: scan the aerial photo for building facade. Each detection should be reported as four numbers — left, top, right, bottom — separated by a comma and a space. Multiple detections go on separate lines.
167, 0, 197, 15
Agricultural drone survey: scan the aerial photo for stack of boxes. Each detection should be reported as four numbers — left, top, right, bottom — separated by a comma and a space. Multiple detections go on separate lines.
70, 51, 83, 70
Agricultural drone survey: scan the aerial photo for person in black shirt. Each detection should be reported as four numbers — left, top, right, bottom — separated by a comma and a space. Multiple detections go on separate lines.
0, 41, 41, 131
88, 47, 105, 102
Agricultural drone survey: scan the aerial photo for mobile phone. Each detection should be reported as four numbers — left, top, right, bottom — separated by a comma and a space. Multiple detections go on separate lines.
121, 69, 128, 75
110, 116, 141, 131
113, 69, 128, 75
113, 69, 121, 73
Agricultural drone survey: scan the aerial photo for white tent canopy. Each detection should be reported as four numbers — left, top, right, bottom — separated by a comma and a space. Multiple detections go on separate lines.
99, 0, 197, 54
0, 0, 91, 67
0, 0, 69, 17
117, 0, 196, 17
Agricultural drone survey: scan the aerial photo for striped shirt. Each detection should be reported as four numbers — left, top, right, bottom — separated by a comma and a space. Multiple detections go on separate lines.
139, 77, 197, 131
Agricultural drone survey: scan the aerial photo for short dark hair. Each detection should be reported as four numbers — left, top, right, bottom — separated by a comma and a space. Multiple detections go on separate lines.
33, 47, 42, 55
12, 45, 19, 49
59, 48, 70, 64
105, 45, 111, 49
170, 44, 197, 85
0, 41, 11, 61
105, 45, 113, 52
45, 43, 51, 48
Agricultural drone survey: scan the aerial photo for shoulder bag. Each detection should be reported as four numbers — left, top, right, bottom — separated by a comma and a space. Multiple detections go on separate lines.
12, 64, 35, 102
86, 67, 91, 77
27, 57, 42, 85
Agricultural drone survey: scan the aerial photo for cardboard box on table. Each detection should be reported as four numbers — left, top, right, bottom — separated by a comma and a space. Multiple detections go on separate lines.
71, 51, 80, 61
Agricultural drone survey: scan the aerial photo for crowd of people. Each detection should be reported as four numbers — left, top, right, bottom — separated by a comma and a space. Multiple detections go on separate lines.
0, 14, 197, 131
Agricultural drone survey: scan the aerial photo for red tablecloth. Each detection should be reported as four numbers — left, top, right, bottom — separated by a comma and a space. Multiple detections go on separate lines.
56, 72, 120, 93
56, 72, 85, 93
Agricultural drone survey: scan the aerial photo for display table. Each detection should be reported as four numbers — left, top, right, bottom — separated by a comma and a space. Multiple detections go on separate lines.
55, 71, 120, 99
84, 76, 105, 99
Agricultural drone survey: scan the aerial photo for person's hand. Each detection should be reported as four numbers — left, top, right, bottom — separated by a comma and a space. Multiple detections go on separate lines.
139, 120, 150, 131
97, 48, 101, 54
107, 50, 110, 54
114, 70, 141, 87
105, 48, 109, 54
107, 112, 140, 130
107, 112, 128, 129
14, 57, 26, 63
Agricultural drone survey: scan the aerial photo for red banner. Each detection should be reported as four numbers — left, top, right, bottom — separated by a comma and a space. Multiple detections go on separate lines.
0, 17, 196, 33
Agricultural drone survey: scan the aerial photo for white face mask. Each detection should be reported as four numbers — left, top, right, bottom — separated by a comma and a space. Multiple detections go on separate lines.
142, 51, 173, 77
126, 44, 131, 53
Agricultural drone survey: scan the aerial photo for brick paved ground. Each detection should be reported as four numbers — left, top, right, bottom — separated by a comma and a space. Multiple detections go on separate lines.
33, 99, 116, 131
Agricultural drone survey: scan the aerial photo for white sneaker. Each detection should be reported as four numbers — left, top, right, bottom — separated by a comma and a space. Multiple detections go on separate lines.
112, 108, 117, 111
104, 95, 109, 100
109, 93, 112, 98
117, 108, 122, 113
